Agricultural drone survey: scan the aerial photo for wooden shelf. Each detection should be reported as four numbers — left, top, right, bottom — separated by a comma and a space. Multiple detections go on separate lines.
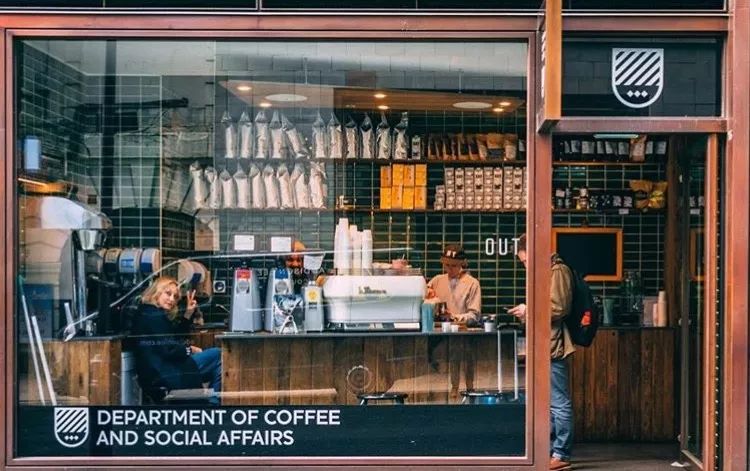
553, 208, 663, 214
338, 208, 525, 214
552, 160, 660, 167
182, 157, 527, 166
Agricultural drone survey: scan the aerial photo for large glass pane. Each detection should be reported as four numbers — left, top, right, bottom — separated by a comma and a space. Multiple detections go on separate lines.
15, 39, 529, 458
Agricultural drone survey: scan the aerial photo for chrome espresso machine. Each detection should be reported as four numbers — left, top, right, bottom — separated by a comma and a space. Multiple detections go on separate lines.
22, 195, 163, 337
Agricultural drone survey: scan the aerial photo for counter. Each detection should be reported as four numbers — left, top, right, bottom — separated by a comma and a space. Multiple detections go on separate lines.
220, 329, 523, 406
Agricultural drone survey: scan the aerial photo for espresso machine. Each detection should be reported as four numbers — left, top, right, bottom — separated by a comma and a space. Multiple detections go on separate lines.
86, 246, 162, 334
21, 196, 111, 338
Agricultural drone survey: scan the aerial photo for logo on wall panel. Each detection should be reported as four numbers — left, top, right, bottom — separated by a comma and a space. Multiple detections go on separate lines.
611, 48, 664, 109
54, 407, 89, 448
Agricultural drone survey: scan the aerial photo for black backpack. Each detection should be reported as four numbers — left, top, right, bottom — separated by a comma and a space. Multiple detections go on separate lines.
564, 268, 600, 347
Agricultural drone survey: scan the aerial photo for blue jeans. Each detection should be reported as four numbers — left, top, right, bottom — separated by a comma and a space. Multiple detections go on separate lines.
192, 347, 222, 404
551, 358, 573, 461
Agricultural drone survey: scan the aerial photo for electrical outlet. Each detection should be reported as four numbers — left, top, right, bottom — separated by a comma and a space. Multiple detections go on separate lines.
213, 280, 227, 294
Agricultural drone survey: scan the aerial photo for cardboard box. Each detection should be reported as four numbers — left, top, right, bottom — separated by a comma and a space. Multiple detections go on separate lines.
415, 164, 428, 186
391, 185, 403, 209
392, 164, 405, 186
380, 166, 392, 187
403, 186, 415, 210
380, 186, 392, 209
415, 186, 427, 209
404, 165, 416, 187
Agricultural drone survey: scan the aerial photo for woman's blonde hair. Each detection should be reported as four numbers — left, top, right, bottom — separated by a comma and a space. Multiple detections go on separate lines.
141, 276, 181, 319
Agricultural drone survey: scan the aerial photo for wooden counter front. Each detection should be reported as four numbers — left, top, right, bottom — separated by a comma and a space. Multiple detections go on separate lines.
220, 331, 524, 406
570, 327, 677, 442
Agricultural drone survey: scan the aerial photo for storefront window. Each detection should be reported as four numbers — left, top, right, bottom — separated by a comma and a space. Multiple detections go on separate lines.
15, 39, 529, 458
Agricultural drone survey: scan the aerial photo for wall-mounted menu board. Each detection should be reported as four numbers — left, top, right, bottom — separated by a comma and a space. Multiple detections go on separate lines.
552, 227, 623, 281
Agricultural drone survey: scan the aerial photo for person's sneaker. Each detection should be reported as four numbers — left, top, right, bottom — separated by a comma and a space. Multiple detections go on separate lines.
549, 457, 571, 470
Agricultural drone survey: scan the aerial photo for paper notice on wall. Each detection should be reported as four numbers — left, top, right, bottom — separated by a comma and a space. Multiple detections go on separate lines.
195, 216, 220, 252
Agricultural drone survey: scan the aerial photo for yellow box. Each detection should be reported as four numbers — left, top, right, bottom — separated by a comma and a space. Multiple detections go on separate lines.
403, 165, 416, 187
392, 164, 405, 186
380, 186, 391, 209
415, 186, 427, 209
403, 186, 415, 210
415, 164, 427, 186
380, 166, 392, 187
391, 185, 404, 209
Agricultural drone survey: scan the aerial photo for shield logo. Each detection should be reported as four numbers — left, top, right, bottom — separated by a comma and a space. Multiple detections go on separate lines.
54, 407, 89, 448
611, 48, 664, 109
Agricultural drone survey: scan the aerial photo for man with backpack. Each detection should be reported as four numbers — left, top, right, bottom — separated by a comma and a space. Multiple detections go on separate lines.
508, 234, 576, 471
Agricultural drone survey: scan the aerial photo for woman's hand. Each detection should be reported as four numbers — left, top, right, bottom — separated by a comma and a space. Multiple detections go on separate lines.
190, 345, 203, 354
508, 303, 527, 322
425, 286, 436, 299
184, 290, 197, 319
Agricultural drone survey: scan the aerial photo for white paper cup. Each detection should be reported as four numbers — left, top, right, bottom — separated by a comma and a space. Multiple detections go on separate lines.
450, 324, 459, 333
442, 322, 452, 332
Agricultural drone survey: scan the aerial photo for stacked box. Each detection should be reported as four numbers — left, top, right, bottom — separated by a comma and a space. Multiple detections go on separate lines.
392, 164, 405, 186
492, 167, 504, 210
415, 186, 427, 209
434, 185, 446, 210
403, 186, 415, 210
380, 166, 392, 187
415, 164, 427, 186
392, 185, 404, 209
503, 168, 514, 209
380, 186, 392, 209
404, 165, 416, 187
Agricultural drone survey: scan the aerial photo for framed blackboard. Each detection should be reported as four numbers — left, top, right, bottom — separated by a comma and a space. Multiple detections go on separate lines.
552, 228, 623, 282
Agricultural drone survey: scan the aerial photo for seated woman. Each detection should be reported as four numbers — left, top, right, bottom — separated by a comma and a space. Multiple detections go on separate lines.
132, 276, 221, 403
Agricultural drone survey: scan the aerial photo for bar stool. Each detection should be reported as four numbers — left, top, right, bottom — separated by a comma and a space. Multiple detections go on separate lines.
460, 389, 509, 405
357, 392, 408, 405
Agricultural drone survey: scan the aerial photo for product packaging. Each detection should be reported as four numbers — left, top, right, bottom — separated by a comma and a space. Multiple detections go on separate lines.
254, 110, 270, 160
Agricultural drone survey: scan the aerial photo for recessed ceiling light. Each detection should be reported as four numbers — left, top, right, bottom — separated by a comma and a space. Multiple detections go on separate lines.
377, 105, 389, 110
259, 102, 272, 108
453, 101, 492, 110
237, 85, 252, 92
493, 107, 504, 113
374, 93, 387, 99
344, 104, 356, 109
265, 93, 308, 103
499, 101, 511, 107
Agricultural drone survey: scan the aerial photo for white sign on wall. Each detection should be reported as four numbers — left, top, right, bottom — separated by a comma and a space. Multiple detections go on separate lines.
611, 47, 664, 109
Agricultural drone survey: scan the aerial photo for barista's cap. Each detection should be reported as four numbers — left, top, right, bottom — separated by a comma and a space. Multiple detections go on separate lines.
441, 245, 466, 260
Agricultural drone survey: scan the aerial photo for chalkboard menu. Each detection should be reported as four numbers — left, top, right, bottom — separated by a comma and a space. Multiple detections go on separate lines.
552, 228, 623, 281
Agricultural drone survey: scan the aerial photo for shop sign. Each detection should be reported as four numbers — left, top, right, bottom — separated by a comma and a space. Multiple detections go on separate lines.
19, 405, 525, 457
611, 48, 665, 109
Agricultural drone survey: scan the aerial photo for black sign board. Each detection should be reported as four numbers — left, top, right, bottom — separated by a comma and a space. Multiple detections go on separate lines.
17, 405, 525, 457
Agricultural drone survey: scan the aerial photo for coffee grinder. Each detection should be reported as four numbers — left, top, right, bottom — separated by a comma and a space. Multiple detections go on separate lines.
229, 266, 262, 332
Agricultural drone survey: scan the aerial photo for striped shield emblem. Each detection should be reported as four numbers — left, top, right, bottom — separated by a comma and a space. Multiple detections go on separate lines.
611, 48, 664, 109
54, 407, 89, 448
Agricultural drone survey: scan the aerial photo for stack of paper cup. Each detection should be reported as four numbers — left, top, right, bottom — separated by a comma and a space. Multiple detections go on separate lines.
361, 230, 373, 274
334, 218, 350, 274
656, 290, 668, 327
351, 227, 362, 275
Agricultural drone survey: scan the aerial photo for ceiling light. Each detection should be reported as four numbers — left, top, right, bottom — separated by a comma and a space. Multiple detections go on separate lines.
377, 105, 389, 110
453, 101, 492, 110
499, 101, 511, 107
237, 85, 252, 92
493, 107, 504, 113
374, 93, 387, 99
259, 102, 272, 108
265, 93, 308, 103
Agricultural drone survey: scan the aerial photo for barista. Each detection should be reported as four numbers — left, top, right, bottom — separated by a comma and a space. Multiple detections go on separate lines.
285, 240, 319, 294
426, 244, 482, 323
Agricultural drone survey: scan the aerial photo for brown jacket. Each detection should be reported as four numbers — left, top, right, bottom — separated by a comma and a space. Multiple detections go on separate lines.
551, 255, 576, 360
